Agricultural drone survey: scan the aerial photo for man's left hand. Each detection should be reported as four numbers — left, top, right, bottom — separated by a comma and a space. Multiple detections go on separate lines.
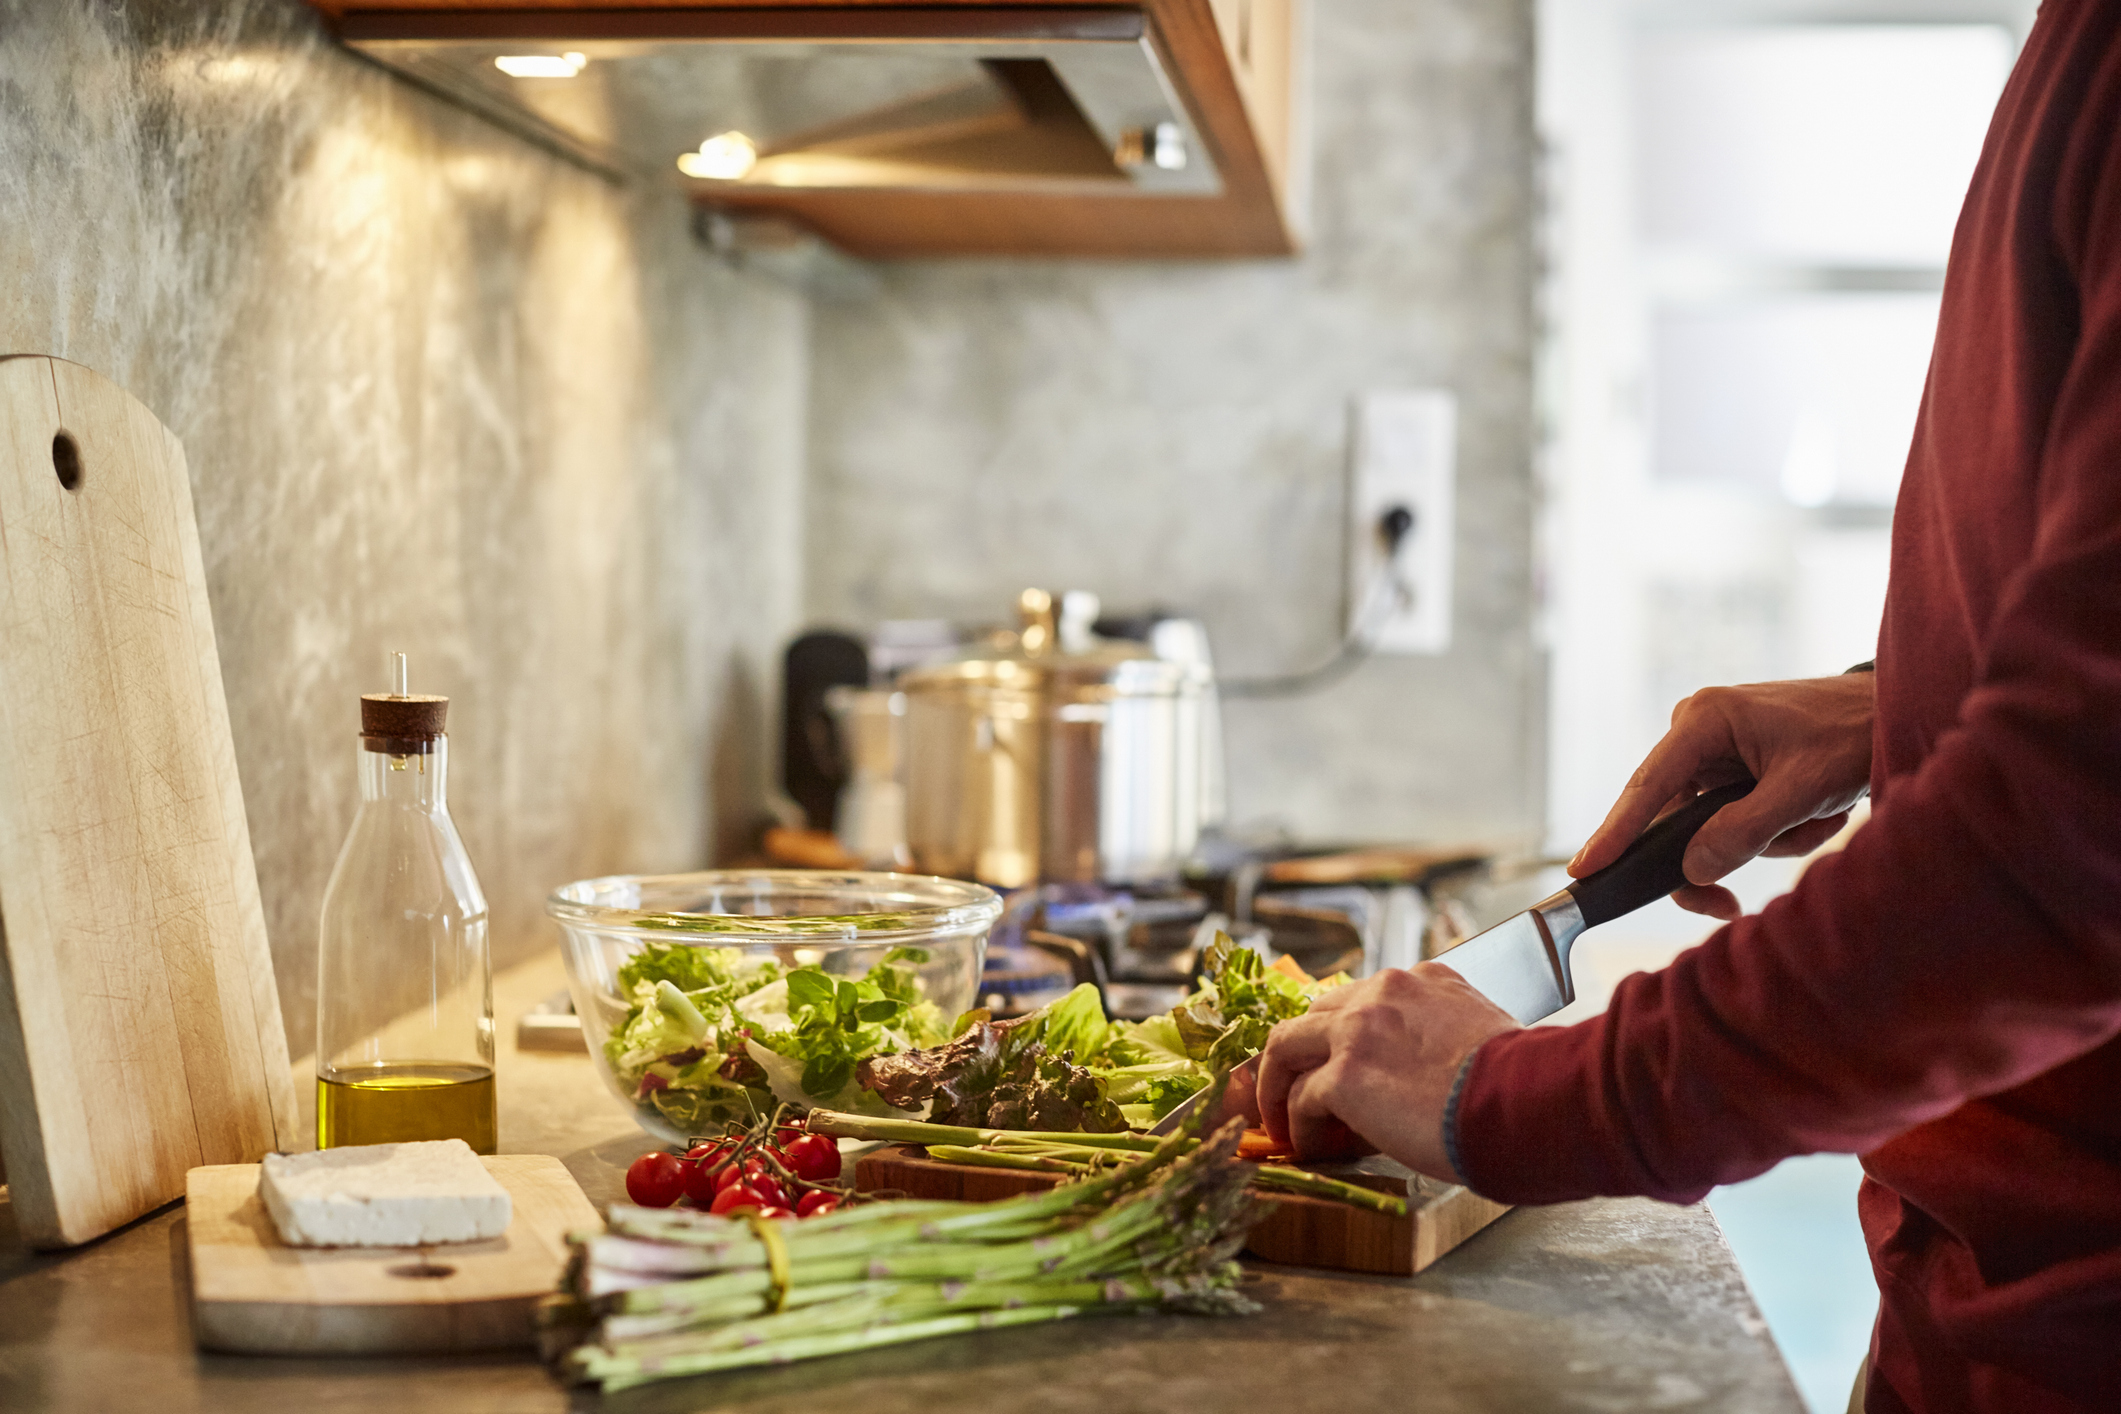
1253, 963, 1520, 1181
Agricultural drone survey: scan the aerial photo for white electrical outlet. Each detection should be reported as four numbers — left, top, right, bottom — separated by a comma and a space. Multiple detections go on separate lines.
1348, 389, 1456, 654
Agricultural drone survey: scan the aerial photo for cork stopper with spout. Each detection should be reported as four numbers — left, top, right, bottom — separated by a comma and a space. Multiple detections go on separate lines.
360, 651, 448, 753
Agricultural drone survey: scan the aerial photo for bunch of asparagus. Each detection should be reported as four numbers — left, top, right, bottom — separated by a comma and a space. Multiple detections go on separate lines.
543, 1118, 1270, 1392
803, 1111, 1411, 1219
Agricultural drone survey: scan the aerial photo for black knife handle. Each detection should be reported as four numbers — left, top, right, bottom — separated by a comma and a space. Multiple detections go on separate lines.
1565, 780, 1756, 928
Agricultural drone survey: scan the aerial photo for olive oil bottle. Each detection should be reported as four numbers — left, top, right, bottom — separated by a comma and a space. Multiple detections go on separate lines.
316, 654, 496, 1152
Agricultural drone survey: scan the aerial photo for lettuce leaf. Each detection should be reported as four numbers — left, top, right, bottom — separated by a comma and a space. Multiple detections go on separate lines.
617, 941, 738, 996
605, 947, 945, 1120
1010, 983, 1111, 1063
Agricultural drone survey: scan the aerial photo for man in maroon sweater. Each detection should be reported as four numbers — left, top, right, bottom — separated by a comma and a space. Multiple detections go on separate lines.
1256, 4, 2121, 1410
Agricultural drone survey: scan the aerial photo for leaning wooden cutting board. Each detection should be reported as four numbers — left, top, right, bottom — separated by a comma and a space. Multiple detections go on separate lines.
186, 1154, 600, 1354
0, 356, 298, 1247
858, 1144, 1511, 1276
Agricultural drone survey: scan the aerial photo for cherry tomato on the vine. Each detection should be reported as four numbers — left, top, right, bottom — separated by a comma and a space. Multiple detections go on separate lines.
709, 1183, 769, 1217
796, 1190, 841, 1218
625, 1151, 686, 1208
713, 1158, 766, 1194
682, 1154, 729, 1206
753, 1205, 795, 1221
784, 1133, 841, 1184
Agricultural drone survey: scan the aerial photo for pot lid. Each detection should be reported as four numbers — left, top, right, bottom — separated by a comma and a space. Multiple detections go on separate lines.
899, 588, 1207, 695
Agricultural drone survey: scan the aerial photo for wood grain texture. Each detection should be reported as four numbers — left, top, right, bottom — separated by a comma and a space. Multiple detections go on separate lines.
185, 1154, 600, 1354
856, 1144, 1511, 1276
0, 356, 299, 1249
308, 1, 1300, 257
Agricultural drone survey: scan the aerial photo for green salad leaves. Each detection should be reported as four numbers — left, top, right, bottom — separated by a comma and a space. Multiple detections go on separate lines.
603, 943, 950, 1133
1083, 933, 1345, 1123
605, 931, 1346, 1137
852, 933, 1347, 1131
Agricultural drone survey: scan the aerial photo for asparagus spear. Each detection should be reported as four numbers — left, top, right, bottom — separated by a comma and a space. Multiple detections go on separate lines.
549, 1116, 1269, 1391
816, 1112, 1413, 1218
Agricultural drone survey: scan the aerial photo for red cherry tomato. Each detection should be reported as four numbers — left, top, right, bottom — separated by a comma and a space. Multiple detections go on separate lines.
775, 1125, 805, 1148
625, 1152, 686, 1208
749, 1176, 790, 1210
713, 1158, 762, 1194
709, 1183, 768, 1216
683, 1153, 729, 1206
753, 1205, 795, 1220
796, 1190, 841, 1218
784, 1133, 841, 1184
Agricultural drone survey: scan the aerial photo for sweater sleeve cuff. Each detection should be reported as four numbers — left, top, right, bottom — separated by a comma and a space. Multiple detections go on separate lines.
1442, 1044, 1481, 1186
1452, 1013, 1718, 1207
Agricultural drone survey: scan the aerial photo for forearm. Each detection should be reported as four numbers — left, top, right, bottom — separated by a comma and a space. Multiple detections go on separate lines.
1455, 659, 2121, 1205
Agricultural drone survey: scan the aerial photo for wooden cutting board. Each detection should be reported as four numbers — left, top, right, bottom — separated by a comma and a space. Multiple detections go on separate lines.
0, 356, 299, 1248
857, 1144, 1512, 1276
186, 1154, 600, 1354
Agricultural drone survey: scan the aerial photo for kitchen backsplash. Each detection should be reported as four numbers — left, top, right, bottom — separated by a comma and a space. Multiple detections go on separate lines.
0, 0, 808, 1059
0, 0, 1537, 1059
804, 0, 1542, 848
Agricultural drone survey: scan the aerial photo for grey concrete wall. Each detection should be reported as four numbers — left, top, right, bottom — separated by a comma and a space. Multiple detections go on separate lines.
0, 0, 1541, 1066
0, 0, 809, 1057
802, 0, 1541, 847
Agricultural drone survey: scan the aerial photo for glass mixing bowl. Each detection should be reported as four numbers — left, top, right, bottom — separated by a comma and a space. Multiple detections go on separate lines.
548, 870, 1002, 1145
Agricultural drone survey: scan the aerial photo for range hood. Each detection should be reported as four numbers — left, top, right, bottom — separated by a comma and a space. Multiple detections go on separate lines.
338, 9, 1222, 198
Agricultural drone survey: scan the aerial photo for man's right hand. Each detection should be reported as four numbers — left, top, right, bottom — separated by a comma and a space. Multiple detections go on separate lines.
1569, 674, 1876, 919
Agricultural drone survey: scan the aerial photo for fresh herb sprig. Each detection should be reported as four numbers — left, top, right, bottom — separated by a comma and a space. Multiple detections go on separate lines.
783, 952, 924, 1098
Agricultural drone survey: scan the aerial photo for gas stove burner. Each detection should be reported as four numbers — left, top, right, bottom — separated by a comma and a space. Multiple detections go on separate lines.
975, 881, 1216, 1020
976, 943, 1075, 1019
974, 870, 1431, 1021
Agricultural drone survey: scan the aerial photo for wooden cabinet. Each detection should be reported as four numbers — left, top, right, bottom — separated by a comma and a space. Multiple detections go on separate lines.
308, 0, 1303, 258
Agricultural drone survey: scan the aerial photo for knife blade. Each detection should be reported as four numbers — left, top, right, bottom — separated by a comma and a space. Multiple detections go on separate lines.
1146, 780, 1754, 1134
1441, 779, 1752, 1022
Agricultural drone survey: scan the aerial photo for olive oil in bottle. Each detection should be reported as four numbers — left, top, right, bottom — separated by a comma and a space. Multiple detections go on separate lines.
316, 654, 496, 1152
317, 1064, 498, 1151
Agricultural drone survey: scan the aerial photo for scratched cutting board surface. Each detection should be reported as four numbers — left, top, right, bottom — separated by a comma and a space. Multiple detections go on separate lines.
0, 356, 298, 1248
857, 1144, 1511, 1276
186, 1154, 600, 1355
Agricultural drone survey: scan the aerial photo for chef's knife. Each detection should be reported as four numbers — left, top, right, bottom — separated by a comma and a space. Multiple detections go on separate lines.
1439, 778, 1752, 1022
1148, 780, 1754, 1135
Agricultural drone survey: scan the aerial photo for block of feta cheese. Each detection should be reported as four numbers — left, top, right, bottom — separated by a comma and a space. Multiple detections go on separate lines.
257, 1139, 513, 1247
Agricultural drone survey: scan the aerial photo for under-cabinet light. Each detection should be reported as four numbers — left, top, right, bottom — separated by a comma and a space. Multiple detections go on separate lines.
1151, 122, 1188, 170
494, 52, 587, 78
678, 132, 758, 181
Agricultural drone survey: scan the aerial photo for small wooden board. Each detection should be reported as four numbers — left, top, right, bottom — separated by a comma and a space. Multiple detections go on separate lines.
856, 1145, 1511, 1277
185, 1154, 599, 1355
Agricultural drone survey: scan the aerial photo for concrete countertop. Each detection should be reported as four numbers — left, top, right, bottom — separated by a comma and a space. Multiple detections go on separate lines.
0, 951, 1804, 1414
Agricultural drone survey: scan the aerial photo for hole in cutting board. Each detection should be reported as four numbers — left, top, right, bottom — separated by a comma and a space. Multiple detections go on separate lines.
386, 1260, 457, 1280
52, 432, 81, 491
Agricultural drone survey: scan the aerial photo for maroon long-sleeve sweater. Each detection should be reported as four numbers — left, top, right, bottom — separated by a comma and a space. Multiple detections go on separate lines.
1451, 5, 2121, 1409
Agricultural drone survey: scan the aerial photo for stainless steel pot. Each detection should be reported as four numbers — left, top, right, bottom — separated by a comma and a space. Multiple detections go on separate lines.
901, 589, 1212, 887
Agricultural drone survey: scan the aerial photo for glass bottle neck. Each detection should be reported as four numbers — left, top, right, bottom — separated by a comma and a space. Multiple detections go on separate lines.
359, 736, 448, 810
